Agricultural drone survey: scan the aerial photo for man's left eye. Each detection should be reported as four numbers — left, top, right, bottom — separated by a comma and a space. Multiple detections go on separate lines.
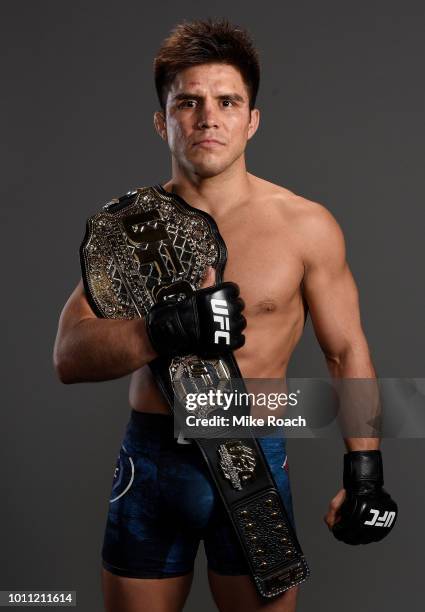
222, 99, 233, 107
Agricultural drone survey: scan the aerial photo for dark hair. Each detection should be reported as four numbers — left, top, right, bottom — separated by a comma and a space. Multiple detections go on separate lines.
153, 18, 260, 111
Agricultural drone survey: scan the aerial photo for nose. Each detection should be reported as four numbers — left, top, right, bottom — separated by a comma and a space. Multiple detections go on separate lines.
196, 100, 219, 129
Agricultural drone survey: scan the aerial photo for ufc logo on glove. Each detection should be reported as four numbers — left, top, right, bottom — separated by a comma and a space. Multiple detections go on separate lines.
364, 509, 397, 528
211, 298, 230, 345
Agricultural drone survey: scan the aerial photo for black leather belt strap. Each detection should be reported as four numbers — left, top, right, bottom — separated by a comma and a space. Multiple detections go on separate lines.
150, 355, 310, 598
79, 184, 310, 599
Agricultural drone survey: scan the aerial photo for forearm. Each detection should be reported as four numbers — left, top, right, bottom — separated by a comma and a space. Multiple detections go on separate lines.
53, 317, 157, 383
326, 346, 380, 452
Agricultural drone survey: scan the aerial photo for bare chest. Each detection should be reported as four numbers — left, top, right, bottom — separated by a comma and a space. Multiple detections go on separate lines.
213, 207, 304, 317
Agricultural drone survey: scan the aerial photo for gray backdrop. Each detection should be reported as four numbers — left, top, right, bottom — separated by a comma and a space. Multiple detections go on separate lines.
1, 0, 424, 610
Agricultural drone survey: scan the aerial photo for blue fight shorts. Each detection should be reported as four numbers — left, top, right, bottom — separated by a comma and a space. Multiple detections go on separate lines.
101, 410, 297, 578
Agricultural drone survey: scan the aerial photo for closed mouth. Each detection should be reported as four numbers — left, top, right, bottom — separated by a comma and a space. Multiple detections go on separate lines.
193, 140, 224, 147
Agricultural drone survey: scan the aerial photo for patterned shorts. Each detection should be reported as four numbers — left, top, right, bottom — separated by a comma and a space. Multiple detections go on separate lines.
102, 410, 296, 578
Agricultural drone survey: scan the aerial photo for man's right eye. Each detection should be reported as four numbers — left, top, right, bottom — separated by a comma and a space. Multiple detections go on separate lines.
178, 100, 197, 108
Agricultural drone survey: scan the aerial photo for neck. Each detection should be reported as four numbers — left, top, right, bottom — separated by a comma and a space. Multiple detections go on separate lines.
162, 158, 253, 217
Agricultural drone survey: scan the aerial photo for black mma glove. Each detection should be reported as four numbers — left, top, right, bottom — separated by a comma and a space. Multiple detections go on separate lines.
146, 281, 246, 359
332, 450, 398, 545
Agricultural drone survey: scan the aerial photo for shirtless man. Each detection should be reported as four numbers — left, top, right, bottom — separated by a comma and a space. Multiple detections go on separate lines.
53, 18, 396, 612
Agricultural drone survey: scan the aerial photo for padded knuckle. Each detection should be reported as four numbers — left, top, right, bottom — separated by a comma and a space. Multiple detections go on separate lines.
223, 281, 239, 296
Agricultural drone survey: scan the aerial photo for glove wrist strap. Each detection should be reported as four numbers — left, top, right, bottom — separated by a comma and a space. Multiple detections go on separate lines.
343, 450, 384, 489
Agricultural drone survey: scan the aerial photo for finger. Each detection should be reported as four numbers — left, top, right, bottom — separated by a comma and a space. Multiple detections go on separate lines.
324, 509, 335, 530
200, 266, 216, 289
324, 508, 341, 530
221, 281, 240, 298
234, 334, 246, 350
324, 489, 346, 529
234, 315, 247, 331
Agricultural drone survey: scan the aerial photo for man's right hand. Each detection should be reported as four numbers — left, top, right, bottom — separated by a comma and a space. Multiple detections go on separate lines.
146, 267, 246, 359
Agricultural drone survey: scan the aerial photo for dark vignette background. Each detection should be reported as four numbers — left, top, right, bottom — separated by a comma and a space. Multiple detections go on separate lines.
1, 1, 424, 610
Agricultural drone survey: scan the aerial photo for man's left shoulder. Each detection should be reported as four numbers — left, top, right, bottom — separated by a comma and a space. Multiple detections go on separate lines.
273, 185, 335, 223
251, 175, 343, 239
267, 181, 341, 234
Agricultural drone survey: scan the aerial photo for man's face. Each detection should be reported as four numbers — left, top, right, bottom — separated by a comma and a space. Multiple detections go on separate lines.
154, 63, 259, 178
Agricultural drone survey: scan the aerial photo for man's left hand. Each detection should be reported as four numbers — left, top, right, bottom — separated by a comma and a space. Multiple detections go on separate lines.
325, 451, 398, 545
324, 488, 346, 530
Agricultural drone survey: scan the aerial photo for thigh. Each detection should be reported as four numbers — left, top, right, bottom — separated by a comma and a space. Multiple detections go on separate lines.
207, 570, 299, 612
101, 566, 194, 612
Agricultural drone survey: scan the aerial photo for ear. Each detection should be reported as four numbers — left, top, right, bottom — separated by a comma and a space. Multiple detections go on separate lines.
247, 108, 260, 141
153, 110, 167, 141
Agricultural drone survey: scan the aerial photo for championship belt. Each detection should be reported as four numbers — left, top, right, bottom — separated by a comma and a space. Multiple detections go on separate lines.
79, 184, 310, 598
